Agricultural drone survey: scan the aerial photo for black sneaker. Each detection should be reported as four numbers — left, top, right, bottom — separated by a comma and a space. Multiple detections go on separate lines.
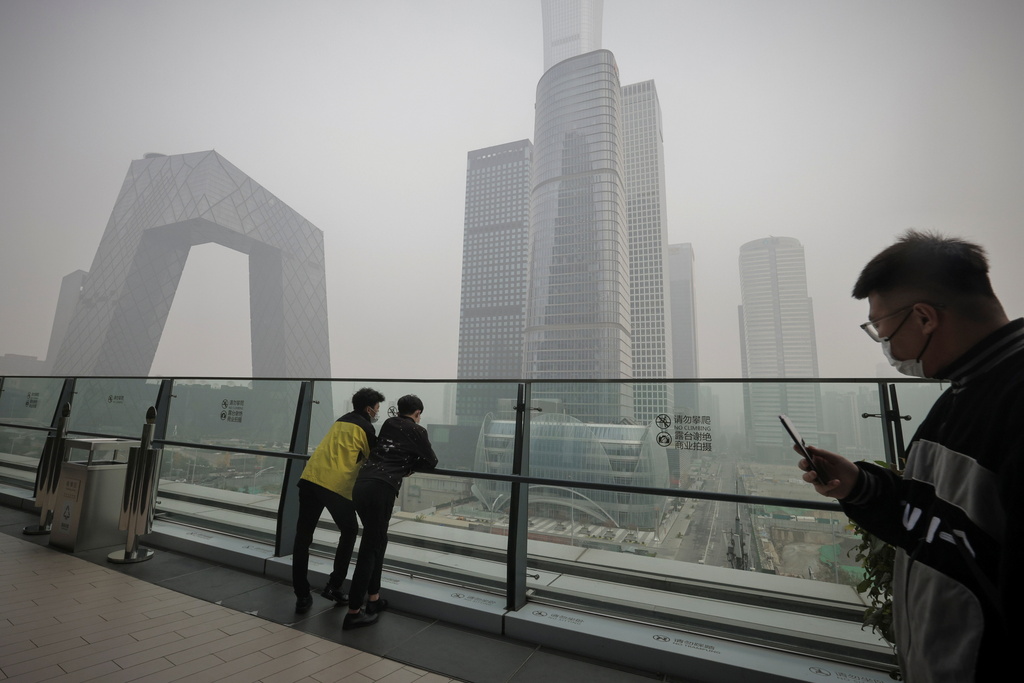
321, 585, 349, 604
342, 609, 379, 630
295, 594, 313, 614
365, 598, 389, 615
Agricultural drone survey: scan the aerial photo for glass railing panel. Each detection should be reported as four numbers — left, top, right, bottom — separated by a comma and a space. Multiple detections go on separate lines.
511, 380, 880, 589
0, 376, 64, 428
0, 425, 48, 461
0, 377, 65, 482
521, 490, 889, 666
667, 379, 947, 500
151, 379, 301, 543
156, 443, 288, 544
165, 379, 302, 451
382, 472, 508, 592
67, 377, 162, 437
889, 379, 948, 449
518, 492, 860, 586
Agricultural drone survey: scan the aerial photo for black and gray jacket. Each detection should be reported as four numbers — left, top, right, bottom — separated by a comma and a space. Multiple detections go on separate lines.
842, 318, 1024, 682
356, 415, 438, 493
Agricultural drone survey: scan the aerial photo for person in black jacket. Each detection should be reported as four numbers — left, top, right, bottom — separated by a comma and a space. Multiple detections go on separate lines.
799, 230, 1021, 682
343, 395, 438, 629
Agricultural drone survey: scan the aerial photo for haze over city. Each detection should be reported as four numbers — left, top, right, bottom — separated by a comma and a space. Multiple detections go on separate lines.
2, 0, 1022, 380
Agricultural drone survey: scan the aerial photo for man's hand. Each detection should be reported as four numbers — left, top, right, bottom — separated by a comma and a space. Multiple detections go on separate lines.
796, 445, 860, 500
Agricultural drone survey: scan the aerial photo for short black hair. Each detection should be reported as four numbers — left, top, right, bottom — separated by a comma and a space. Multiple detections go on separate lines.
397, 394, 423, 416
852, 230, 996, 305
352, 387, 385, 412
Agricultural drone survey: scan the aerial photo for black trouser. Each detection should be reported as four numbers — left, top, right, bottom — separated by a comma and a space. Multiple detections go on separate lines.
292, 479, 358, 598
348, 478, 396, 610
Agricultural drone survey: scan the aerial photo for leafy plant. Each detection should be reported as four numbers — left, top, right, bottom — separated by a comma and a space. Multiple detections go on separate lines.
848, 521, 896, 644
847, 460, 903, 680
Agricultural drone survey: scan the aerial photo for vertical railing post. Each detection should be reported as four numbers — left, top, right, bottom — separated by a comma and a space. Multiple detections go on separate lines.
506, 382, 531, 611
875, 382, 896, 466
24, 378, 76, 535
152, 379, 173, 443
276, 380, 315, 557
887, 384, 909, 467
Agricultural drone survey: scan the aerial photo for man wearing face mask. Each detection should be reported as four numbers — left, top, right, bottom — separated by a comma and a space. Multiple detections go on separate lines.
799, 230, 1022, 682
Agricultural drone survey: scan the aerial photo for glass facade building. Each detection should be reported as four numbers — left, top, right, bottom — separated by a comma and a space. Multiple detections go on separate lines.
456, 141, 534, 422
525, 50, 634, 423
49, 151, 331, 378
473, 413, 669, 530
622, 80, 674, 424
668, 242, 699, 379
738, 237, 822, 459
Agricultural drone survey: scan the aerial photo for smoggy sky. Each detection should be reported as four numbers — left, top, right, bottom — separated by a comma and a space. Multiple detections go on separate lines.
1, 0, 1022, 380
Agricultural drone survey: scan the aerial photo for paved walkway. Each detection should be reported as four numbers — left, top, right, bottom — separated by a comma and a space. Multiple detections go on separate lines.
0, 532, 459, 683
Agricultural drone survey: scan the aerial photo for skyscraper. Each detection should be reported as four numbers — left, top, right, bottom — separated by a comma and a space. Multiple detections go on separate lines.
524, 49, 634, 422
667, 243, 699, 378
50, 151, 331, 378
541, 0, 604, 71
622, 80, 674, 423
737, 236, 821, 458
667, 242, 699, 484
455, 140, 533, 422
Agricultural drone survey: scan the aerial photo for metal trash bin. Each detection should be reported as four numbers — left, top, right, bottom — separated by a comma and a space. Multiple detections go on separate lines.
49, 438, 139, 552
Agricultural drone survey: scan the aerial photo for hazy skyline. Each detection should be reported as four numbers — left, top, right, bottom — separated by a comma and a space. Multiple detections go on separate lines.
2, 0, 1022, 380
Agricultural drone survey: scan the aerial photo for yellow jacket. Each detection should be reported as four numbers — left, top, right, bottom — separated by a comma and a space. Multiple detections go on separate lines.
300, 411, 375, 499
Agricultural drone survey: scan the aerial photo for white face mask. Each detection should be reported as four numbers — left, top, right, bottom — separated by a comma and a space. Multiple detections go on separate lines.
881, 338, 928, 378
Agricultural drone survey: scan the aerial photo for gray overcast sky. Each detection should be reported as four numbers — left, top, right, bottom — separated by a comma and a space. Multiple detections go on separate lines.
1, 0, 1022, 380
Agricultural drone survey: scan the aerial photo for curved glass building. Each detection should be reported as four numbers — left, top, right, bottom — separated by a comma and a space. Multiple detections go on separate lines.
473, 413, 669, 531
524, 50, 633, 423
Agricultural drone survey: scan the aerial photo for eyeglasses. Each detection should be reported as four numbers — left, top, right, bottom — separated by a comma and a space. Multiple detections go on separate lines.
859, 305, 915, 342
859, 302, 944, 342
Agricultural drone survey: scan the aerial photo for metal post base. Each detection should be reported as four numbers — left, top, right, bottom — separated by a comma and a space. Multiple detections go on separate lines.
107, 547, 155, 564
23, 524, 52, 535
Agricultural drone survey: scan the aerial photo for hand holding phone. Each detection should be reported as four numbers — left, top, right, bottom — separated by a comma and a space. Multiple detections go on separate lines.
779, 414, 826, 483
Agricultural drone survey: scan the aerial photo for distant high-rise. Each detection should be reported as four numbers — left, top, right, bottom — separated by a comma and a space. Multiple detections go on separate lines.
542, 0, 603, 70
622, 80, 674, 423
455, 140, 533, 422
667, 243, 699, 378
51, 151, 330, 378
667, 243, 699, 474
737, 236, 821, 458
524, 49, 633, 422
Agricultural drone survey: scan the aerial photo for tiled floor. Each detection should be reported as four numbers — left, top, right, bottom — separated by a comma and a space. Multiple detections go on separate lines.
0, 504, 669, 682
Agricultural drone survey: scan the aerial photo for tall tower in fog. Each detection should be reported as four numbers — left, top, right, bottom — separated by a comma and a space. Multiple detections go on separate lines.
524, 49, 634, 422
623, 80, 674, 423
542, 0, 603, 71
737, 236, 821, 458
668, 243, 698, 378
455, 141, 533, 422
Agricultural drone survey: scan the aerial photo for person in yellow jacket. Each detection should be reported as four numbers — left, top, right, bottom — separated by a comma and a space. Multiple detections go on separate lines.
293, 387, 384, 613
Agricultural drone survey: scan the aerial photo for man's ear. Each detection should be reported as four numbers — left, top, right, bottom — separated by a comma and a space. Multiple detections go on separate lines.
913, 302, 942, 335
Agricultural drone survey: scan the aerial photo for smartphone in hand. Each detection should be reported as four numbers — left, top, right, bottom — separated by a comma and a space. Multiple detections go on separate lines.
779, 414, 826, 483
